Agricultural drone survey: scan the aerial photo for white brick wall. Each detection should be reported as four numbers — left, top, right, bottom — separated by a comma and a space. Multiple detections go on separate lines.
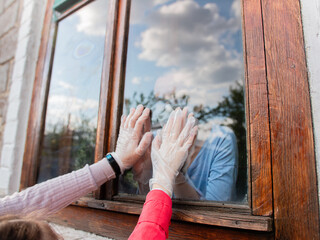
0, 0, 46, 195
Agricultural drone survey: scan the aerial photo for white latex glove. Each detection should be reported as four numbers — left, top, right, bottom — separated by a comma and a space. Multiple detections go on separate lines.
149, 108, 198, 197
132, 113, 153, 185
114, 105, 153, 173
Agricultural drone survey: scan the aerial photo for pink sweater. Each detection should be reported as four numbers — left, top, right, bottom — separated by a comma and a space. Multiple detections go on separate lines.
0, 158, 115, 217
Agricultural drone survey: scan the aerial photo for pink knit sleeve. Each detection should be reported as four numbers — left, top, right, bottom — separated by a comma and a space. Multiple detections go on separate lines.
0, 158, 115, 217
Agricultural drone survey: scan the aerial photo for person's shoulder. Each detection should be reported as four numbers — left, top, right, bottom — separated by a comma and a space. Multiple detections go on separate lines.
210, 124, 236, 141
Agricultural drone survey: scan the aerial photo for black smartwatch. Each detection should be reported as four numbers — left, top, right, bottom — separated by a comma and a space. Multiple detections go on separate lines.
106, 153, 121, 176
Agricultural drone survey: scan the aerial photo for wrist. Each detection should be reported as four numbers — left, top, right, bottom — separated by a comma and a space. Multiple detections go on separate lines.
175, 172, 187, 185
149, 178, 173, 198
152, 183, 172, 198
107, 152, 124, 175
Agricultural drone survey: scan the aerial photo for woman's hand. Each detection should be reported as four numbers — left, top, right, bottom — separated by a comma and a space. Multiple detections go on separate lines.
150, 107, 198, 197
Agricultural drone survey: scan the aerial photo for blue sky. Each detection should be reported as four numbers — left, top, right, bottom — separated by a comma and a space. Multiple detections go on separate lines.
124, 0, 244, 124
44, 0, 244, 140
45, 0, 108, 131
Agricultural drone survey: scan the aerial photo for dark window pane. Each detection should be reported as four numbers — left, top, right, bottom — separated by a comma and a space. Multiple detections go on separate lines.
37, 0, 109, 183
120, 0, 247, 203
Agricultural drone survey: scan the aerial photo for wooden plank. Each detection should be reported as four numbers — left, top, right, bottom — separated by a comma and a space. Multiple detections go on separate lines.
20, 0, 55, 190
72, 197, 272, 232
261, 0, 320, 239
56, 0, 93, 21
49, 205, 274, 240
242, 0, 273, 216
99, 0, 131, 199
107, 0, 131, 152
94, 0, 118, 199
114, 193, 250, 210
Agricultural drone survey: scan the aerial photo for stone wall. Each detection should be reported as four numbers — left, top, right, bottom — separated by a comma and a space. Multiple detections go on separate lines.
0, 0, 46, 195
0, 0, 23, 165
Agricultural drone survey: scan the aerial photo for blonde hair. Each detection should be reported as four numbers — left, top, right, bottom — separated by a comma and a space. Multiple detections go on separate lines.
0, 215, 62, 240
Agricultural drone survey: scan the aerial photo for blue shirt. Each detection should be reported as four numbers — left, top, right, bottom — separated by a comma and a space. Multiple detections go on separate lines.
187, 124, 238, 201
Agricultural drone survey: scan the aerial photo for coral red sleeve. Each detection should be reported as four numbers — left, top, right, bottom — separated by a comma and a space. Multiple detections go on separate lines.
129, 190, 172, 240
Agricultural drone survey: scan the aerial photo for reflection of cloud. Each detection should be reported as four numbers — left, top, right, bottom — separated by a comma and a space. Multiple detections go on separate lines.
58, 81, 74, 90
132, 77, 142, 85
130, 0, 170, 24
46, 95, 99, 129
133, 0, 243, 106
154, 63, 241, 106
76, 0, 108, 36
231, 0, 241, 19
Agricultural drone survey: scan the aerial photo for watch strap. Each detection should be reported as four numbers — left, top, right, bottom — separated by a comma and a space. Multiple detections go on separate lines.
106, 153, 121, 176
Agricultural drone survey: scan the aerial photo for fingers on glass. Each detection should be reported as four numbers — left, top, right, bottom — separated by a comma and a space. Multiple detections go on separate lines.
163, 110, 175, 134
171, 108, 183, 139
152, 134, 161, 150
136, 132, 153, 156
124, 107, 135, 128
183, 126, 198, 150
181, 107, 188, 127
129, 104, 144, 128
157, 130, 163, 144
120, 114, 127, 128
134, 107, 150, 134
178, 116, 196, 145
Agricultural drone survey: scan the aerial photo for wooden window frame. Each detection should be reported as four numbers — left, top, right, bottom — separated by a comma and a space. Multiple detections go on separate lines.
21, 0, 319, 239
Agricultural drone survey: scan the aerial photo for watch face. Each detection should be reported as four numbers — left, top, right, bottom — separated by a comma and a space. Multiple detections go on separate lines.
106, 154, 112, 160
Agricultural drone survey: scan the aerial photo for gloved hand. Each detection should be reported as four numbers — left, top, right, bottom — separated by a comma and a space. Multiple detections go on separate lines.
149, 108, 198, 197
114, 105, 153, 173
132, 113, 153, 185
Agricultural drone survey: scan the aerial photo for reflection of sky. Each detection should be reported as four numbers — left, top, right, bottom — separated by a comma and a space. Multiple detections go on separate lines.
45, 0, 109, 131
124, 0, 244, 128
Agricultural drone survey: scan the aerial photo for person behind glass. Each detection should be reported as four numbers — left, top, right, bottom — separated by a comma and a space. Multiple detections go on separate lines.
134, 109, 238, 202
174, 124, 238, 201
0, 105, 197, 240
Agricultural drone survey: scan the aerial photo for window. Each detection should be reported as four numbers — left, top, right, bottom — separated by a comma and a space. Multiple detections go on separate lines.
119, 0, 247, 204
21, 0, 270, 227
22, 0, 319, 239
37, 0, 109, 183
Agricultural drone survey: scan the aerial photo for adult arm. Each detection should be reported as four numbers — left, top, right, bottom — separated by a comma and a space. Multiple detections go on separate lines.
128, 190, 172, 240
129, 108, 198, 239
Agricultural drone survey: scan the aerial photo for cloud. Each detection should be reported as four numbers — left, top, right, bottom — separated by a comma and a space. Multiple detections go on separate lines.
75, 0, 109, 36
130, 0, 171, 24
133, 0, 243, 107
153, 67, 235, 107
57, 81, 74, 90
132, 77, 142, 85
231, 0, 242, 19
46, 95, 99, 130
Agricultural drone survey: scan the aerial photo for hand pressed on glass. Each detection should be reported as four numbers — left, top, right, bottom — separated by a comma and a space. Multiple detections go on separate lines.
114, 104, 153, 173
149, 108, 198, 197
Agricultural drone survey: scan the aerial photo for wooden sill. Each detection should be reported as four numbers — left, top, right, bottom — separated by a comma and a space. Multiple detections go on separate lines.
72, 196, 273, 232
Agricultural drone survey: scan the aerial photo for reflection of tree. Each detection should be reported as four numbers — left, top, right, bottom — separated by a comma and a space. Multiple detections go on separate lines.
125, 91, 189, 125
38, 115, 96, 182
209, 82, 247, 201
124, 82, 247, 201
71, 117, 97, 170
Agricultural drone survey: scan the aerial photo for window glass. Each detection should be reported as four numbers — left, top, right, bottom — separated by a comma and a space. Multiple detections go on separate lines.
120, 0, 247, 202
37, 0, 109, 183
